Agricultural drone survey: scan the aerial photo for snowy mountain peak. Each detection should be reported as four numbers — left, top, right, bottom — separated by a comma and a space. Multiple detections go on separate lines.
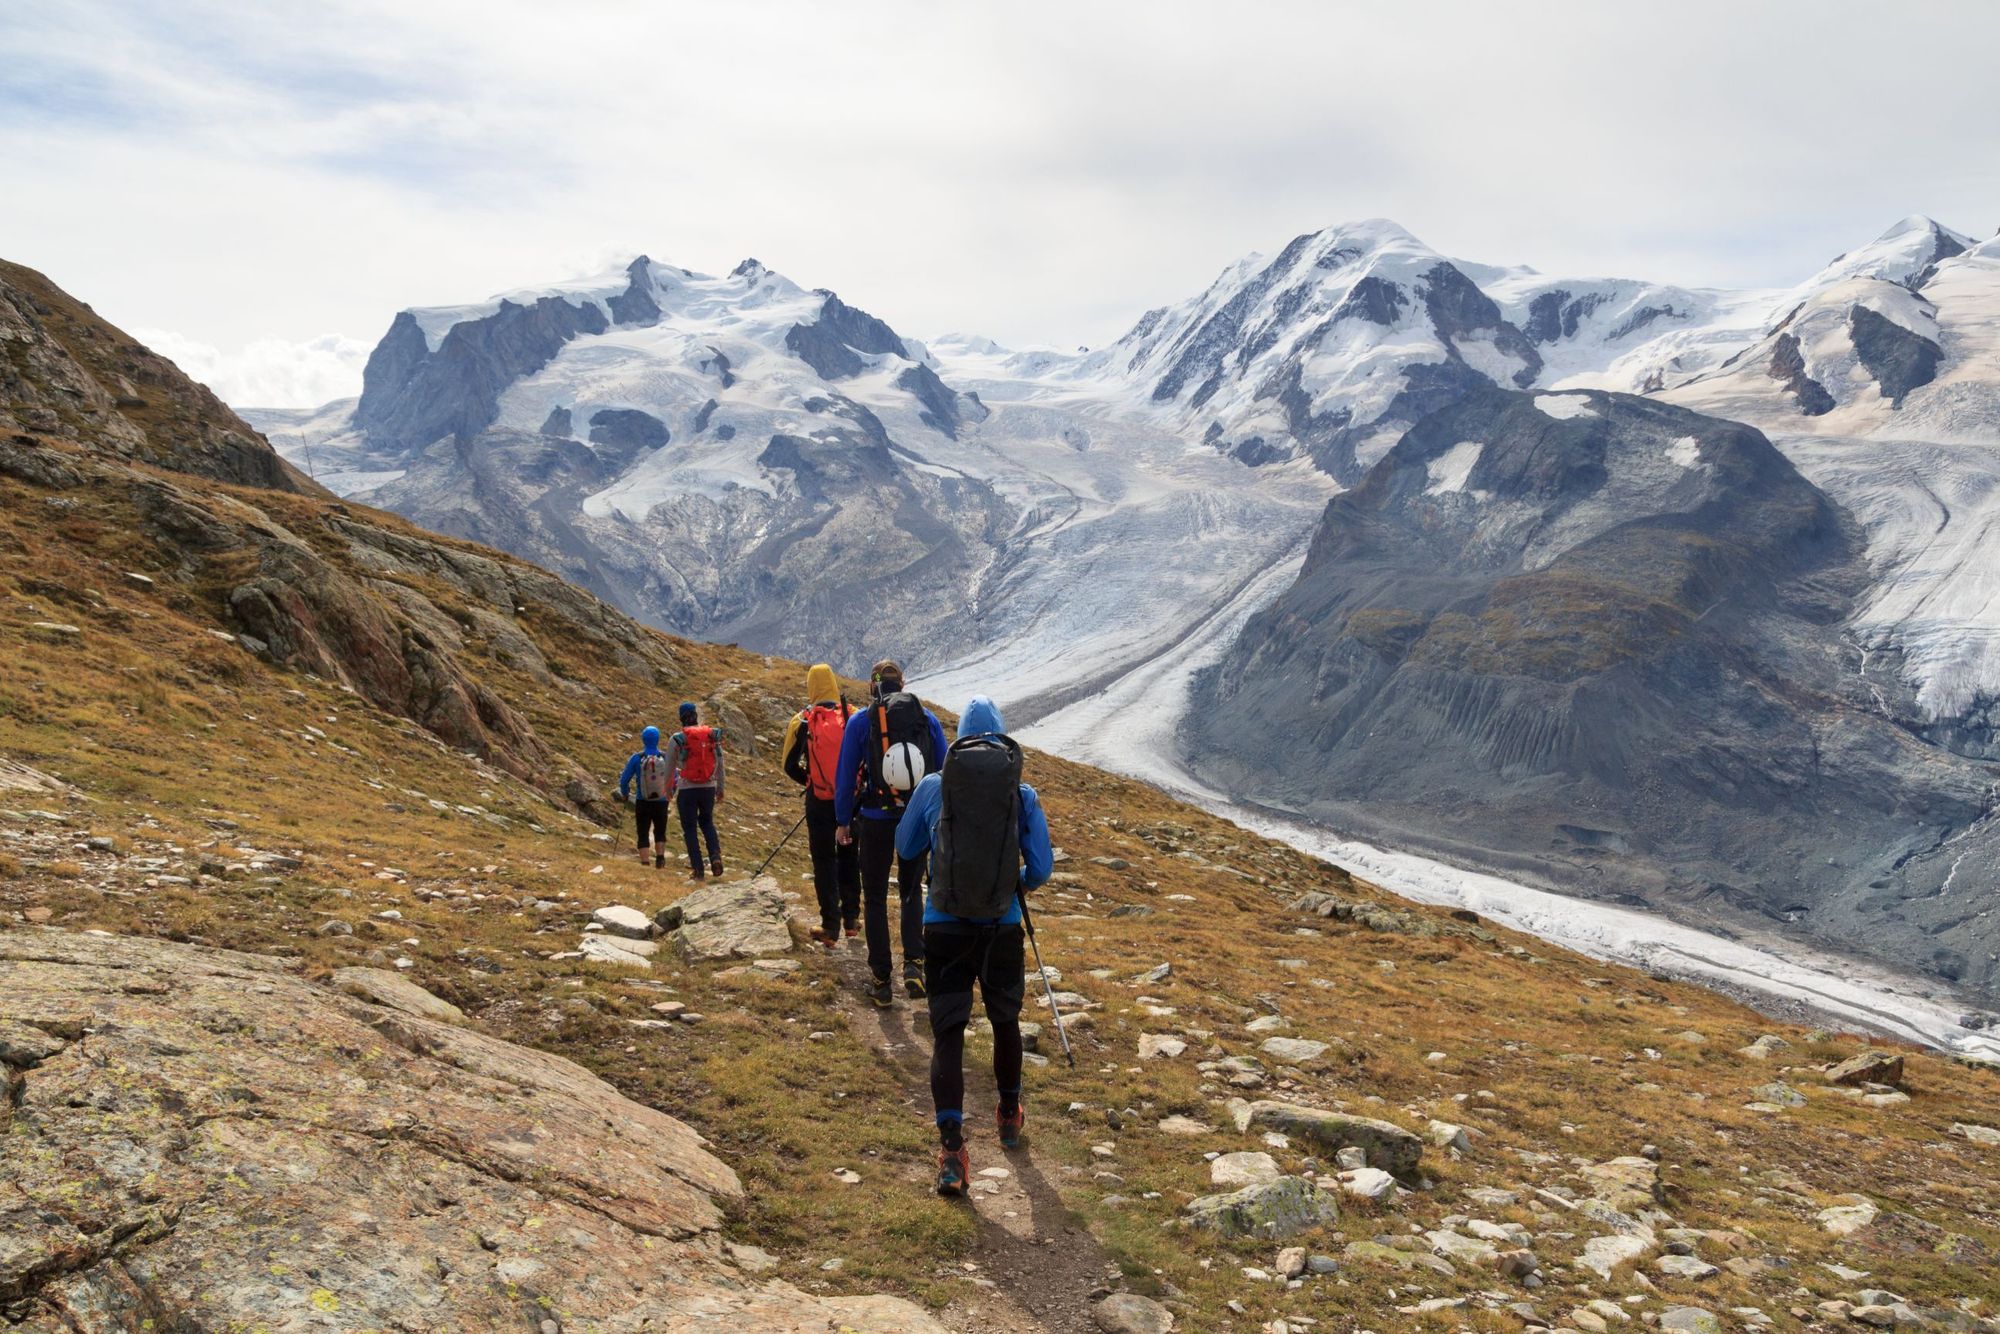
1082, 217, 1541, 475
1806, 214, 1977, 291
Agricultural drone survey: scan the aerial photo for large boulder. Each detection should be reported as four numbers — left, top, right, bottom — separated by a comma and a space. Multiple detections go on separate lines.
1237, 1100, 1425, 1176
1826, 1050, 1904, 1088
0, 929, 942, 1332
1184, 1175, 1339, 1240
655, 876, 795, 960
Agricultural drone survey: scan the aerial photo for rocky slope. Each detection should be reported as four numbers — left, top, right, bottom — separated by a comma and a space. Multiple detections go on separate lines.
3, 259, 1999, 1333
1191, 386, 2000, 1001
0, 930, 940, 1332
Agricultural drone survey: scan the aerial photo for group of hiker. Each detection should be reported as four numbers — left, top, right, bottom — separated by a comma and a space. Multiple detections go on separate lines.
615, 702, 725, 879
614, 660, 1054, 1196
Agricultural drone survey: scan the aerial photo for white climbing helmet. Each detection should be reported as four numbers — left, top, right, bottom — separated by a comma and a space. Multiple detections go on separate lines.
882, 740, 927, 792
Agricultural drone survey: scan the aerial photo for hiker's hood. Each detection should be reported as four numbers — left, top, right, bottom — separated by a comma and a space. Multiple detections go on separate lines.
641, 725, 661, 752
806, 663, 838, 705
959, 696, 1004, 739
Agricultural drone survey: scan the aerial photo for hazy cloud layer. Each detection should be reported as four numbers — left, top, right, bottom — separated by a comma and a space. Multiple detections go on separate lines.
5, 0, 1997, 406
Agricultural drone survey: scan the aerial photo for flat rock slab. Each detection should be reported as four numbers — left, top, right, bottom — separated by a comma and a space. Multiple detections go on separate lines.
1237, 1100, 1424, 1176
330, 966, 465, 1024
0, 756, 68, 794
1185, 1175, 1339, 1240
1259, 1036, 1329, 1065
657, 876, 795, 961
0, 929, 945, 1332
590, 904, 655, 939
579, 934, 660, 967
1211, 1151, 1282, 1188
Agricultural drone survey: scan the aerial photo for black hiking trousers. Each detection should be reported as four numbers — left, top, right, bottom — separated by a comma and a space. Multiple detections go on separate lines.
857, 815, 926, 980
676, 787, 721, 874
925, 922, 1027, 1124
805, 793, 859, 934
633, 797, 669, 853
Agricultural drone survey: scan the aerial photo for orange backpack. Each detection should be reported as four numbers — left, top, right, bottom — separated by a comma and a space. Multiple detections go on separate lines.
804, 703, 849, 801
679, 725, 719, 784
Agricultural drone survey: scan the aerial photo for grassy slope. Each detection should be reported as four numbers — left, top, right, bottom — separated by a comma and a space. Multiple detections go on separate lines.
2, 458, 1996, 1327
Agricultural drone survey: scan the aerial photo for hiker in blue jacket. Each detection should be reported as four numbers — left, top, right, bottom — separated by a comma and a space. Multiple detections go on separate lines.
834, 660, 949, 1007
895, 694, 1052, 1196
615, 725, 673, 868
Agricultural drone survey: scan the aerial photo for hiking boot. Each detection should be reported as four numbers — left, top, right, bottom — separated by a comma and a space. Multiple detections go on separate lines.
690, 865, 706, 882
808, 927, 839, 950
635, 847, 650, 866
997, 1103, 1024, 1150
710, 860, 724, 877
843, 916, 860, 939
864, 975, 894, 1008
653, 854, 665, 869
935, 1145, 970, 1197
903, 959, 927, 1000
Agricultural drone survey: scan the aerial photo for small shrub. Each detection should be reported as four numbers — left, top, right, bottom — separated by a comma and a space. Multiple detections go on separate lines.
0, 852, 21, 878
47, 860, 85, 878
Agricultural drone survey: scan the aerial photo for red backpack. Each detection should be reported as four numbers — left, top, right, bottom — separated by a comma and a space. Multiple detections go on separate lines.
679, 725, 719, 784
803, 702, 849, 801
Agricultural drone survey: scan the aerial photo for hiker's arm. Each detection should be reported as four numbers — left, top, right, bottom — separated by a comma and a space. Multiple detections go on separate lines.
1018, 785, 1053, 892
713, 741, 725, 802
617, 753, 639, 800
926, 712, 948, 768
833, 712, 866, 827
663, 736, 684, 789
895, 775, 940, 860
781, 716, 808, 786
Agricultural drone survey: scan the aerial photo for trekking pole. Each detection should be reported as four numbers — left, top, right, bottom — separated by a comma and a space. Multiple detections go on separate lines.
749, 812, 807, 881
1017, 892, 1076, 1067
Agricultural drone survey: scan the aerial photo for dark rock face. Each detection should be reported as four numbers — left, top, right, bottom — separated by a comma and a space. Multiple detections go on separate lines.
587, 408, 669, 465
540, 405, 573, 437
355, 297, 609, 453
895, 363, 986, 439
1848, 305, 1941, 405
1524, 289, 1608, 344
1768, 332, 1836, 415
1191, 387, 2000, 997
784, 295, 910, 380
701, 347, 736, 389
1331, 275, 1407, 328
605, 257, 662, 326
1418, 263, 1543, 387
692, 399, 718, 434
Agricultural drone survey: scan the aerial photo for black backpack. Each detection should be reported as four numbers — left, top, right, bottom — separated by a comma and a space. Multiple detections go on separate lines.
929, 733, 1023, 921
865, 691, 930, 808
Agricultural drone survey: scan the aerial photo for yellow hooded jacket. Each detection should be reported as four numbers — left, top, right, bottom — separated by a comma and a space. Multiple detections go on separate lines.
781, 663, 845, 792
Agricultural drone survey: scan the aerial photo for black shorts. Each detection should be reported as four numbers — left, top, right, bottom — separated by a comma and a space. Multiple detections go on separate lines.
923, 923, 1026, 1031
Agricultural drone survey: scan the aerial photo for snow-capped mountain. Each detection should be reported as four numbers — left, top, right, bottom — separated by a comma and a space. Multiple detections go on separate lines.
252, 255, 1334, 690
244, 213, 2000, 998
1023, 220, 1548, 478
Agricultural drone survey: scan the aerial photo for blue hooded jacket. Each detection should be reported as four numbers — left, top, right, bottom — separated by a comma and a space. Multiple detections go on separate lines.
896, 696, 1053, 926
617, 726, 664, 799
833, 693, 948, 825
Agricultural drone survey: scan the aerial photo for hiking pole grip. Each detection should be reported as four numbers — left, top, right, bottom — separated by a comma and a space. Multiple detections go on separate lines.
1019, 890, 1076, 1067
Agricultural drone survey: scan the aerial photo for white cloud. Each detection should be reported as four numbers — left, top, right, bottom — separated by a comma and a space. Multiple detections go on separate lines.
133, 329, 371, 409
5, 0, 1997, 401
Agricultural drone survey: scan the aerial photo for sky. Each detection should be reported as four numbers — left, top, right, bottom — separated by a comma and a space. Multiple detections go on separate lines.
4, 0, 1997, 408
